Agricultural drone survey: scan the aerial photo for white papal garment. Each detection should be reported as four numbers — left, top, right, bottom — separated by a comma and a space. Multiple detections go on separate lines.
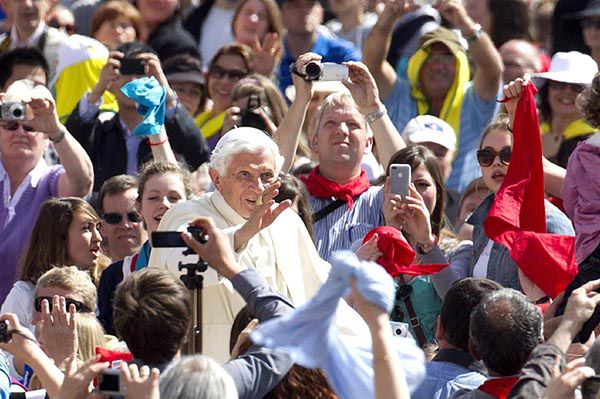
148, 190, 330, 361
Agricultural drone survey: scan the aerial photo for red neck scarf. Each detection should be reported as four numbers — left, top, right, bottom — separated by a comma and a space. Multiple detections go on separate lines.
362, 227, 448, 277
301, 167, 371, 209
478, 376, 519, 399
483, 84, 577, 298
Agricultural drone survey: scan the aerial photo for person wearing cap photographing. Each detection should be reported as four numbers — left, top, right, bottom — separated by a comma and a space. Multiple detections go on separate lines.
532, 51, 598, 168
148, 127, 331, 362
0, 79, 94, 304
363, 0, 503, 192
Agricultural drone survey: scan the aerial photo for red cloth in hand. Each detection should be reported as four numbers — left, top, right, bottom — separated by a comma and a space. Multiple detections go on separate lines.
484, 84, 577, 298
95, 347, 133, 368
362, 226, 448, 277
300, 167, 370, 209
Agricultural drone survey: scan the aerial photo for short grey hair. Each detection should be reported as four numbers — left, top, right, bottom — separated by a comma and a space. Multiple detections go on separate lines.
209, 127, 284, 176
314, 92, 364, 137
159, 355, 238, 399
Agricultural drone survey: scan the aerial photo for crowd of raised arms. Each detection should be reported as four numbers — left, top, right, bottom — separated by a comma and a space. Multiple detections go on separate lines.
2, 0, 600, 398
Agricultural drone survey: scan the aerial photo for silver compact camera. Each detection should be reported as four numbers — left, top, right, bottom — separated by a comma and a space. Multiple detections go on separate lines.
301, 61, 349, 81
1, 102, 28, 121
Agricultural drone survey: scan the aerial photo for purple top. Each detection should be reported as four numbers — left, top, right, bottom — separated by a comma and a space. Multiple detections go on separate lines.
563, 141, 600, 263
0, 163, 63, 304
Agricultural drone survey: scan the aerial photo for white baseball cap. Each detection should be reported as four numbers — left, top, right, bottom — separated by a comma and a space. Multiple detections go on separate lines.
401, 115, 456, 152
532, 51, 598, 86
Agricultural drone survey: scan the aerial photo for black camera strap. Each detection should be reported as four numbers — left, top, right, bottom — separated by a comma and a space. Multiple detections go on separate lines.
312, 195, 360, 223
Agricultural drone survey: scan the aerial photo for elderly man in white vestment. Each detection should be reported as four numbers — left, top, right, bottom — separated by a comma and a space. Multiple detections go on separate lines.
148, 128, 329, 361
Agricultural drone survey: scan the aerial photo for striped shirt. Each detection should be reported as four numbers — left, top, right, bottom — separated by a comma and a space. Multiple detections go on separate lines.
309, 186, 384, 261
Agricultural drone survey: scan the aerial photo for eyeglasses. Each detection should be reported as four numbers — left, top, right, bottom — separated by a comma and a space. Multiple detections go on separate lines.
34, 296, 92, 313
0, 122, 37, 132
101, 211, 142, 225
582, 18, 600, 30
172, 84, 203, 97
209, 66, 248, 81
477, 146, 512, 167
548, 80, 585, 94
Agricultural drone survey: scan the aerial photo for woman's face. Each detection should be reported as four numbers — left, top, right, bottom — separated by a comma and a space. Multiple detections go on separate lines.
67, 211, 102, 270
234, 0, 270, 45
207, 54, 249, 113
93, 16, 137, 50
479, 128, 512, 193
547, 80, 584, 119
583, 18, 600, 49
412, 163, 437, 215
171, 81, 203, 116
137, 0, 178, 26
139, 172, 188, 235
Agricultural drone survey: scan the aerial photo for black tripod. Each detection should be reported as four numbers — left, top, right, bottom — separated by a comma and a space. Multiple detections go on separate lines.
178, 248, 209, 355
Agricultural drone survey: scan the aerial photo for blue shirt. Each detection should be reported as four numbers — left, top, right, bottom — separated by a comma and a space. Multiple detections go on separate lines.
309, 186, 383, 261
277, 26, 362, 93
413, 360, 486, 399
384, 79, 500, 192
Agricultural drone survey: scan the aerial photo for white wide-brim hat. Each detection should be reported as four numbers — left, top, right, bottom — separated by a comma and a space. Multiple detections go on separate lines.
532, 51, 598, 87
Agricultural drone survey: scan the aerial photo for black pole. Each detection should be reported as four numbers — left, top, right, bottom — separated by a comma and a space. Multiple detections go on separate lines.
178, 249, 208, 354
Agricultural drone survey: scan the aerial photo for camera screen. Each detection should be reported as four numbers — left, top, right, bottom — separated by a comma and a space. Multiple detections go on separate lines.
98, 373, 120, 392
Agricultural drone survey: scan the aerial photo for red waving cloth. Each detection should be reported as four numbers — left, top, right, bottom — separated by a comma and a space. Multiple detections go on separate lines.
300, 167, 370, 209
483, 84, 577, 298
478, 376, 519, 399
362, 226, 448, 277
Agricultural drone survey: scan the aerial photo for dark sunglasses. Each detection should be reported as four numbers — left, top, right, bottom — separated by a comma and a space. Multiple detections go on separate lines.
1, 122, 36, 132
101, 211, 141, 225
477, 146, 512, 167
47, 18, 75, 34
209, 66, 248, 81
34, 296, 92, 313
548, 80, 585, 94
582, 18, 600, 30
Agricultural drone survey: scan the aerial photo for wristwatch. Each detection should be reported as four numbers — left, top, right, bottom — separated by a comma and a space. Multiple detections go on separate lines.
366, 106, 387, 124
465, 23, 483, 43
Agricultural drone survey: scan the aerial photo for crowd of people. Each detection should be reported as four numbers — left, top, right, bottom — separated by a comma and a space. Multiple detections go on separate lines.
1, 0, 600, 397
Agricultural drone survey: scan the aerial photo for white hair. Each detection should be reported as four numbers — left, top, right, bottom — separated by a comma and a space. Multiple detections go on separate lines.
159, 355, 238, 399
209, 127, 284, 176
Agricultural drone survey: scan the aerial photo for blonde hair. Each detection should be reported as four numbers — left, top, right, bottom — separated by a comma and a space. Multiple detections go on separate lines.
76, 313, 107, 361
35, 266, 97, 313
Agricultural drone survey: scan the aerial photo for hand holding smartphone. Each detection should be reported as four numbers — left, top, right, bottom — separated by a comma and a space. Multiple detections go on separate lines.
390, 164, 411, 197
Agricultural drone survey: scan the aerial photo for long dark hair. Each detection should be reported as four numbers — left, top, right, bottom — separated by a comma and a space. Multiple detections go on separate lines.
386, 145, 445, 236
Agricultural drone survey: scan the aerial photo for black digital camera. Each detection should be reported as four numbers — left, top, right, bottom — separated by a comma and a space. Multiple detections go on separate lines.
240, 94, 268, 131
0, 320, 9, 343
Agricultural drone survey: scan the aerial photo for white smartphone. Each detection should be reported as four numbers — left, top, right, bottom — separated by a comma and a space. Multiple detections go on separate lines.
389, 164, 411, 197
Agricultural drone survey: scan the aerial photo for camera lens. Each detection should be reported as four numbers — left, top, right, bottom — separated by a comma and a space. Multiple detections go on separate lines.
395, 328, 402, 335
11, 107, 23, 118
303, 61, 322, 80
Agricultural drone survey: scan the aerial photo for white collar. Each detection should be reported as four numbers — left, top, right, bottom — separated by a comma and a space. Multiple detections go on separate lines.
0, 157, 48, 189
10, 22, 46, 49
210, 190, 247, 226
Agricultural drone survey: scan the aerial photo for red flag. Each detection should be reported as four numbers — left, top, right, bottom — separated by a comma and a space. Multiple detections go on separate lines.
483, 84, 577, 298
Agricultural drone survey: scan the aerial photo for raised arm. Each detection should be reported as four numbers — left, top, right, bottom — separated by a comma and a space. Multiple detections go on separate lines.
27, 95, 94, 197
272, 52, 318, 173
437, 0, 503, 102
343, 61, 406, 168
362, 0, 414, 101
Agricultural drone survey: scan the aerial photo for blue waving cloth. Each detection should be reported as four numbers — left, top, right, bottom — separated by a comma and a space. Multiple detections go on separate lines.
120, 76, 166, 136
251, 250, 425, 399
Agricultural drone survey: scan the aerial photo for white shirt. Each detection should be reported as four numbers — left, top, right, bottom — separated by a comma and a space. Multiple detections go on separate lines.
9, 22, 46, 49
199, 6, 235, 67
472, 239, 493, 279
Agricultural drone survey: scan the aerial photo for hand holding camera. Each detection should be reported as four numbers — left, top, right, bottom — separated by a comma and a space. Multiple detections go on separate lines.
341, 61, 383, 115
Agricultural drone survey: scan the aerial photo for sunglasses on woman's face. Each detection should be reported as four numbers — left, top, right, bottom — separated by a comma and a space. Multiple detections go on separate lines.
101, 211, 142, 225
0, 121, 37, 132
477, 146, 512, 167
34, 296, 92, 313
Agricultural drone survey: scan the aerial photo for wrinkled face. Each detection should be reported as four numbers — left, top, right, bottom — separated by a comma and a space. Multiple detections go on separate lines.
233, 0, 269, 45
93, 16, 137, 50
137, 0, 178, 26
67, 211, 103, 270
207, 54, 249, 113
547, 80, 584, 119
419, 44, 456, 101
312, 103, 370, 167
8, 0, 51, 34
139, 172, 188, 234
32, 286, 85, 326
0, 121, 47, 165
281, 0, 322, 35
210, 150, 277, 218
101, 188, 145, 261
479, 129, 512, 193
499, 44, 539, 84
412, 163, 437, 215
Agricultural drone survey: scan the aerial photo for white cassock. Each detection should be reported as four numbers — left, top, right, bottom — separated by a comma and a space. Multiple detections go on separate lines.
147, 190, 330, 361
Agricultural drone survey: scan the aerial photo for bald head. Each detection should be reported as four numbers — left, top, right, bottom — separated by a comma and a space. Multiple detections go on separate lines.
499, 39, 542, 83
